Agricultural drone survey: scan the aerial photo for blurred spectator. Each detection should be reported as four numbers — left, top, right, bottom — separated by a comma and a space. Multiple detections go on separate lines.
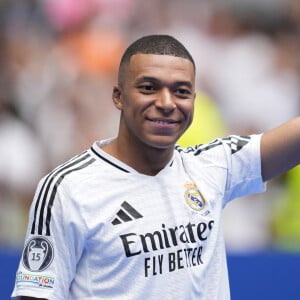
43, 0, 136, 31
208, 3, 300, 252
0, 101, 45, 247
0, 23, 46, 247
0, 32, 46, 245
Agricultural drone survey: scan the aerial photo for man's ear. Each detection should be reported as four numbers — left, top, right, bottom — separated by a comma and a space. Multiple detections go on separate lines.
112, 86, 123, 110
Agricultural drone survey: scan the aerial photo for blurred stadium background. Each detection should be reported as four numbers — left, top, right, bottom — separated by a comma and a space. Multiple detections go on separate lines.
1, 0, 300, 298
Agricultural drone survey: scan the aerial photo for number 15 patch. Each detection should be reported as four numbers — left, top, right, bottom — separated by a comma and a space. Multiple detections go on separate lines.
22, 237, 54, 272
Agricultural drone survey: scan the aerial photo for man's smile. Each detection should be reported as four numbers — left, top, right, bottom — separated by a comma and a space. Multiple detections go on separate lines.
146, 117, 182, 125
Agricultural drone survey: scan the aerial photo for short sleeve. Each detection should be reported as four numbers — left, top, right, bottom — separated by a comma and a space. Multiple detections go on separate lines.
11, 177, 80, 300
223, 134, 266, 204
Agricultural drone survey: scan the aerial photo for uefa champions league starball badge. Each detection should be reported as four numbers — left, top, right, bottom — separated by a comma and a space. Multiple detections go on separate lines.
184, 182, 206, 211
22, 237, 54, 272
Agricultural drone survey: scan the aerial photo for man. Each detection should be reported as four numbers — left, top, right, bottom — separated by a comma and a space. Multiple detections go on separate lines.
12, 35, 300, 299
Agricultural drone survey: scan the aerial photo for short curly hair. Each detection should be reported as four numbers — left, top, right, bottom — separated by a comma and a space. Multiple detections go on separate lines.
118, 34, 195, 85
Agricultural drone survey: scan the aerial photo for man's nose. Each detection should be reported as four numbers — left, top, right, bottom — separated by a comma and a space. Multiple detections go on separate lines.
155, 88, 176, 112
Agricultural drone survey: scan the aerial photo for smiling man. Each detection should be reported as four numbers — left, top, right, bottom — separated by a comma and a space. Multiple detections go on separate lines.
106, 50, 196, 175
12, 35, 300, 300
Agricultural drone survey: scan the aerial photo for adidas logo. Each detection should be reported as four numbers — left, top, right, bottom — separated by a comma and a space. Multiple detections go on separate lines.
112, 201, 143, 225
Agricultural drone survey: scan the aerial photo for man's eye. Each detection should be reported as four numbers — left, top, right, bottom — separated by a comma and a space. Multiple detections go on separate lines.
176, 88, 191, 96
139, 85, 155, 92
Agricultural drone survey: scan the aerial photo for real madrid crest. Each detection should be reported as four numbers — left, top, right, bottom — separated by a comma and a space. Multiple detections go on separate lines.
22, 236, 54, 272
184, 182, 206, 211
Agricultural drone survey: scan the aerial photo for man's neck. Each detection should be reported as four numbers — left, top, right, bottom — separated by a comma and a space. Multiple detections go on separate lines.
102, 138, 174, 176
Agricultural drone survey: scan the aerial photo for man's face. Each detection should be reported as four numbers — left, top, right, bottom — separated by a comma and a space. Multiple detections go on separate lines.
114, 53, 196, 150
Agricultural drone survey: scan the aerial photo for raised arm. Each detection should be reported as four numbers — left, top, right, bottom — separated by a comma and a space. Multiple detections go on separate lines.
261, 117, 300, 182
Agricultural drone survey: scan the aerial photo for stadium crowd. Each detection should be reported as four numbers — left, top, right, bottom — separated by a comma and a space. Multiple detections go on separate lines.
0, 0, 300, 252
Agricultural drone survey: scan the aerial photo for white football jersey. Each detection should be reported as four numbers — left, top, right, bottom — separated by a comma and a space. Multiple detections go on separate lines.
12, 134, 265, 300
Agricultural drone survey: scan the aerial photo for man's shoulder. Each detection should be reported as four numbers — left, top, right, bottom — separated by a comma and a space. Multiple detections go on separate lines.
175, 135, 255, 157
175, 138, 223, 157
40, 149, 98, 188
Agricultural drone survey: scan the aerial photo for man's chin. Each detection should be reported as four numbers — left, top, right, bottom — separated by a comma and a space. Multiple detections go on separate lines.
145, 136, 179, 150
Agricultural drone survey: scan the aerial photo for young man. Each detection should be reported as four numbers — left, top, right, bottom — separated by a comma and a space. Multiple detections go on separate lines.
12, 35, 300, 300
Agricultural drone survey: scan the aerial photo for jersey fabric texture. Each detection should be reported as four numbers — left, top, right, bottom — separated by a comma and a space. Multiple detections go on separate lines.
12, 134, 265, 300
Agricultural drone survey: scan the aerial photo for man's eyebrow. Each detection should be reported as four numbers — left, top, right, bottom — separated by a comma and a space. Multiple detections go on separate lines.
136, 76, 193, 88
135, 76, 160, 84
173, 81, 193, 89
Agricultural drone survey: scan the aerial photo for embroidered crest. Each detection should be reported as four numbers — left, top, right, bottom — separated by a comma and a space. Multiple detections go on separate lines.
184, 182, 206, 211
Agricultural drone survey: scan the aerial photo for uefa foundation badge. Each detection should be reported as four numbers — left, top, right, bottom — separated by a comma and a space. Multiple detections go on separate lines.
22, 236, 54, 272
184, 182, 206, 211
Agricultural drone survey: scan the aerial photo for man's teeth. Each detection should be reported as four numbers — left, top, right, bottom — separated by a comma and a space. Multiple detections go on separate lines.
155, 120, 171, 124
